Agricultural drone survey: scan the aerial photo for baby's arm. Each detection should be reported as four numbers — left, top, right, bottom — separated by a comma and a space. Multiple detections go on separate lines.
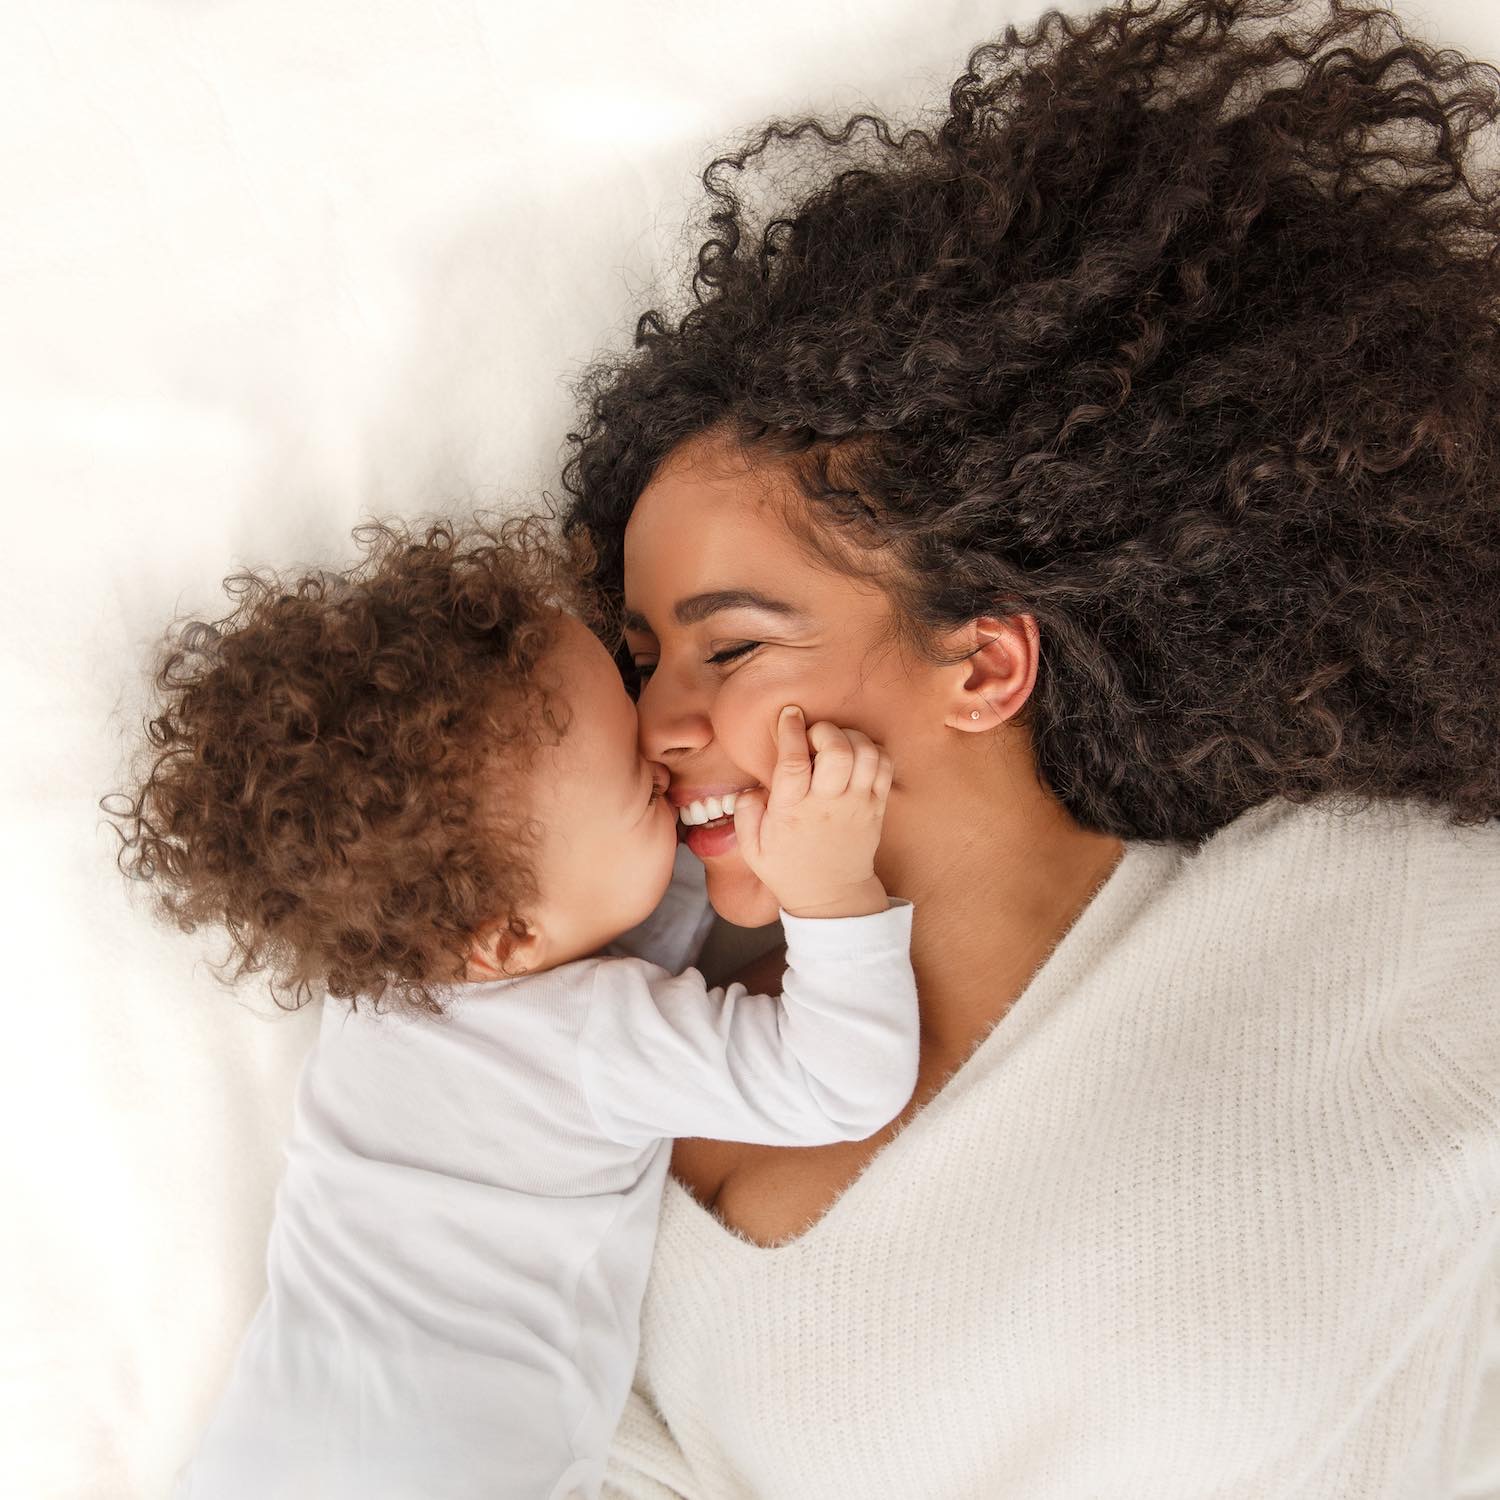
578, 902, 915, 1148
578, 707, 919, 1149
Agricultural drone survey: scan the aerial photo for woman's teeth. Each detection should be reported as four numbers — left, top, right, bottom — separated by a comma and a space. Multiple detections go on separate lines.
678, 792, 741, 826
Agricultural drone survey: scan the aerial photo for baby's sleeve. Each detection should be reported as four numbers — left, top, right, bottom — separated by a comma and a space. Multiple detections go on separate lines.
577, 899, 917, 1150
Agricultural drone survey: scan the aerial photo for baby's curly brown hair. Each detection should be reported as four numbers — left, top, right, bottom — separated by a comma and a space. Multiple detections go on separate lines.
107, 517, 588, 1015
564, 0, 1500, 844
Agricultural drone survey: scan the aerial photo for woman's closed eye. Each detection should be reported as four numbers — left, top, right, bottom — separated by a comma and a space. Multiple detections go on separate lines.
630, 640, 763, 683
706, 641, 761, 667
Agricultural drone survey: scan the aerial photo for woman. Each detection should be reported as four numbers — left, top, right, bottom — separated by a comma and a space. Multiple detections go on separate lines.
562, 0, 1500, 1494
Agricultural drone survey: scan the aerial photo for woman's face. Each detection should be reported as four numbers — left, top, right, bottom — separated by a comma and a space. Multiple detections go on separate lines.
623, 433, 961, 926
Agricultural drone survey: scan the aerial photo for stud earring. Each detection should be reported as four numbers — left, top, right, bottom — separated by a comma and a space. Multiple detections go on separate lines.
970, 709, 981, 720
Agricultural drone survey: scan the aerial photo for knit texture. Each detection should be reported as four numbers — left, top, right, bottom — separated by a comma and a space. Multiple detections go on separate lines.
603, 799, 1500, 1500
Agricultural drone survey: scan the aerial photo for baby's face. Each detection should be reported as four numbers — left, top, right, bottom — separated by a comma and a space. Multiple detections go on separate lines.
510, 611, 680, 969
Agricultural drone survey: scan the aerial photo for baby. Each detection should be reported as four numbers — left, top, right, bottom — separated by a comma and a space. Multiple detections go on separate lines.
112, 518, 918, 1500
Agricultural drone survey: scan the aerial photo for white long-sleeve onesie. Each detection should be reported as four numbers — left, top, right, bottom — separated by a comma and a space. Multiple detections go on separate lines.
172, 887, 915, 1500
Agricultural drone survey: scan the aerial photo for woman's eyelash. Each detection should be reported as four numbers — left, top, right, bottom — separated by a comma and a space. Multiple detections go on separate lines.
630, 641, 761, 682
706, 642, 761, 666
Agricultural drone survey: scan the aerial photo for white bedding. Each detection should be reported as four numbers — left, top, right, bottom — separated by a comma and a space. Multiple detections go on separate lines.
2, 2, 1497, 1497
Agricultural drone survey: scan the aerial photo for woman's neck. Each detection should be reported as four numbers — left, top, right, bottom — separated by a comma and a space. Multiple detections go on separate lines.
878, 751, 1125, 1057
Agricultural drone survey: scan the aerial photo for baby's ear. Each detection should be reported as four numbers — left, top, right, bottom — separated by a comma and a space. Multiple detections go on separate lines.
464, 917, 543, 982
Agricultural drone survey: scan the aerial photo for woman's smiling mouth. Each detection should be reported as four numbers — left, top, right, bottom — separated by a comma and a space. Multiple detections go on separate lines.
670, 784, 760, 856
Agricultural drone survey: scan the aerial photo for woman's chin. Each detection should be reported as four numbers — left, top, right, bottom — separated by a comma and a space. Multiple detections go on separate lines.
702, 858, 781, 929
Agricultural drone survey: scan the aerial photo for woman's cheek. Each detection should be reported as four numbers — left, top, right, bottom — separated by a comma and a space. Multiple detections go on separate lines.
711, 678, 782, 786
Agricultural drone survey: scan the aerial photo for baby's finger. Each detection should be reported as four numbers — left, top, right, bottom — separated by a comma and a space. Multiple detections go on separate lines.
732, 785, 768, 860
769, 706, 813, 808
807, 721, 855, 798
845, 729, 883, 794
872, 750, 895, 804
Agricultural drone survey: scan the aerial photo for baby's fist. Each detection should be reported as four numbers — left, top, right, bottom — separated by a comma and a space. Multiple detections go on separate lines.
734, 706, 893, 918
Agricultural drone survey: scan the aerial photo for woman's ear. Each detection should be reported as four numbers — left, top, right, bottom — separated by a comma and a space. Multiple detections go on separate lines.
465, 916, 544, 982
939, 613, 1040, 733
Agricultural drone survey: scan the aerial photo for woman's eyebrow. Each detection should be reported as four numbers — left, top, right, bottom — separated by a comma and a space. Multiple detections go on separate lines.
622, 590, 808, 632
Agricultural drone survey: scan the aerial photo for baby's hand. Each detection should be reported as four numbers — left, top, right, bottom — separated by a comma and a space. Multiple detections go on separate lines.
732, 706, 893, 919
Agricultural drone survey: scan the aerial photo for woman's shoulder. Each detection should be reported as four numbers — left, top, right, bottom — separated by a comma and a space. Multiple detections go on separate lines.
1125, 798, 1498, 1094
1188, 795, 1499, 923
1214, 798, 1500, 1173
1201, 792, 1499, 981
1202, 792, 1494, 862
1377, 803, 1500, 1126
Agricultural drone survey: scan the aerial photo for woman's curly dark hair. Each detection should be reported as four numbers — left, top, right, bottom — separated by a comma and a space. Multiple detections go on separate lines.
106, 518, 588, 1015
562, 0, 1500, 844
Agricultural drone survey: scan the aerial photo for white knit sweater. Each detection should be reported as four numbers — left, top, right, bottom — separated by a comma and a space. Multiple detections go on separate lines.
603, 799, 1500, 1500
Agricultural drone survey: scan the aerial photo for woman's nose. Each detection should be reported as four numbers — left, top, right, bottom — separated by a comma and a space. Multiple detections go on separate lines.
637, 673, 713, 763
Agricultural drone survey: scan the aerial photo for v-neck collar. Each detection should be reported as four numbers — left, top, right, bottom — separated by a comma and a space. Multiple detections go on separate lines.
664, 836, 1185, 1259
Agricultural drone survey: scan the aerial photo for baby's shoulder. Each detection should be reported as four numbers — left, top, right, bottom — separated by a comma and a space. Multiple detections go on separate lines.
584, 953, 712, 1006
